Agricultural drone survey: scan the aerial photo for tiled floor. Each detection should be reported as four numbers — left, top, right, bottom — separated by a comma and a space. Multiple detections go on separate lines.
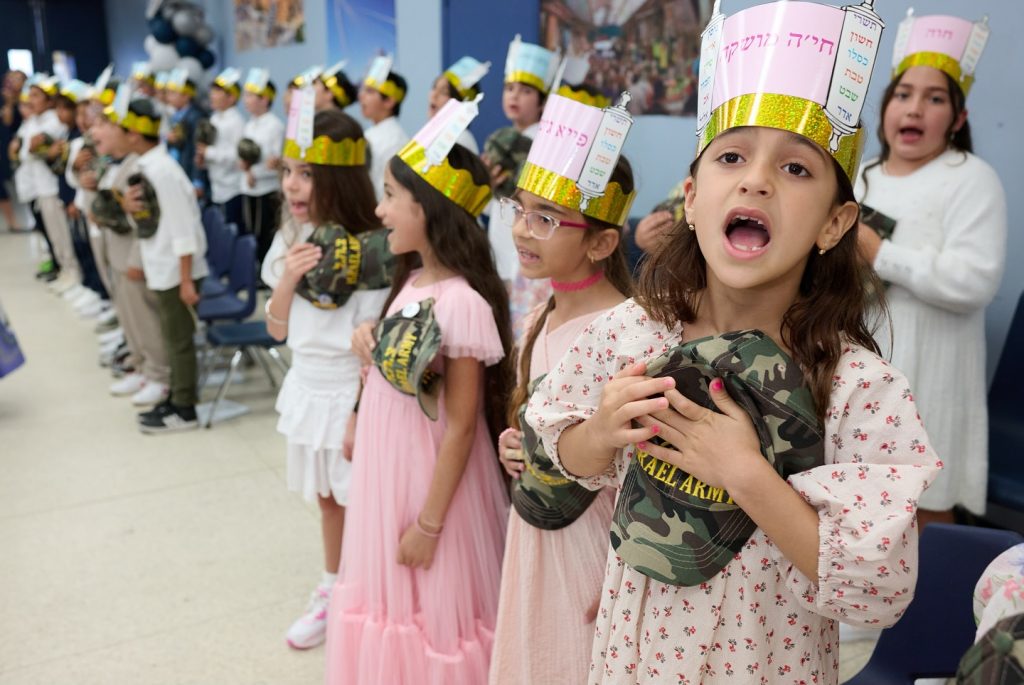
0, 229, 889, 684
0, 231, 324, 684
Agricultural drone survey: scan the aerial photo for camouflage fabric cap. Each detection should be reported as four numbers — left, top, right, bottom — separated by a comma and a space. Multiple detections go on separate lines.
958, 613, 1024, 684
510, 374, 601, 530
651, 179, 688, 224
372, 298, 443, 421
237, 138, 261, 165
91, 189, 133, 235
295, 226, 396, 310
610, 330, 824, 586
30, 133, 54, 159
482, 126, 534, 199
195, 118, 217, 146
125, 173, 161, 239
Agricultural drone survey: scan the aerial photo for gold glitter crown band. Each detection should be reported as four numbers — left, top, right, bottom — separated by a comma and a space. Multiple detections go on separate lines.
517, 161, 635, 227
120, 111, 161, 138
283, 136, 367, 167
443, 72, 479, 101
895, 52, 974, 95
167, 82, 196, 97
364, 77, 405, 103
697, 93, 865, 183
556, 84, 611, 109
397, 140, 491, 217
323, 74, 353, 107
244, 82, 275, 100
214, 77, 241, 97
505, 70, 548, 94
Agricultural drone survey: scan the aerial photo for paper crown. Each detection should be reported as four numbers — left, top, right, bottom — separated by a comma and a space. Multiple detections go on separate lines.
321, 60, 355, 107
397, 96, 491, 217
165, 68, 195, 96
132, 61, 154, 83
516, 92, 636, 227
443, 56, 491, 101
244, 67, 275, 99
283, 85, 366, 167
213, 67, 242, 96
88, 65, 116, 105
505, 34, 561, 93
60, 79, 90, 104
28, 74, 59, 97
695, 0, 885, 182
154, 71, 169, 89
891, 10, 989, 95
104, 83, 132, 126
105, 84, 160, 137
364, 55, 405, 103
292, 65, 323, 88
552, 53, 611, 108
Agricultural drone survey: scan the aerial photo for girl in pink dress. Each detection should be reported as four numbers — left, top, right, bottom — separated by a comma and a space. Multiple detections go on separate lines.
525, 2, 943, 682
489, 90, 637, 685
325, 102, 512, 685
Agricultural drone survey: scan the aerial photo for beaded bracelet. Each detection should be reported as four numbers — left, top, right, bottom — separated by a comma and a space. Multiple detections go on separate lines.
264, 299, 287, 326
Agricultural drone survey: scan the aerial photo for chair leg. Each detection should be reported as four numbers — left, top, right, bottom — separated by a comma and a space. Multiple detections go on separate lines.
265, 346, 289, 376
250, 346, 279, 391
206, 348, 243, 429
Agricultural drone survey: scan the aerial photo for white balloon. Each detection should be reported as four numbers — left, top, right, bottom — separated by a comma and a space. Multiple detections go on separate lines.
177, 56, 205, 82
146, 0, 163, 20
148, 42, 180, 71
144, 34, 159, 56
172, 9, 201, 37
193, 23, 214, 47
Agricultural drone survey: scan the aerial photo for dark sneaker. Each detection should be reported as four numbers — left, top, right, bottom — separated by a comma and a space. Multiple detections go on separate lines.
138, 401, 199, 434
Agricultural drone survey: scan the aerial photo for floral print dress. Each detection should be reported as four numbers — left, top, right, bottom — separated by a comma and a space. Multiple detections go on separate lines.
525, 300, 943, 684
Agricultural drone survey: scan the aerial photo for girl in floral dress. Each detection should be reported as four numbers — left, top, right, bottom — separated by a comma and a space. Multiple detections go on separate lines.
525, 1, 942, 682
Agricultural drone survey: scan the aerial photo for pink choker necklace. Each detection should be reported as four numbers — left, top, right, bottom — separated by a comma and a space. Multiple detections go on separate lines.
551, 271, 604, 292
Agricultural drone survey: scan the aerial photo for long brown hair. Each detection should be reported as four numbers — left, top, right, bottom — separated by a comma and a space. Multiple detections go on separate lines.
308, 110, 381, 234
860, 70, 972, 198
383, 145, 514, 444
507, 156, 636, 428
636, 152, 885, 421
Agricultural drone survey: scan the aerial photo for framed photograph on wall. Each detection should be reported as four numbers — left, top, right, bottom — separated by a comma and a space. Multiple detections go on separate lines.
540, 0, 714, 117
235, 0, 306, 52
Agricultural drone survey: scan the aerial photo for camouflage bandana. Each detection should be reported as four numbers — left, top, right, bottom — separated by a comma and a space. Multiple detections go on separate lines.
125, 173, 161, 239
295, 226, 395, 310
610, 330, 824, 586
237, 138, 261, 165
483, 127, 534, 199
958, 613, 1024, 684
195, 118, 217, 146
372, 298, 443, 421
511, 374, 601, 530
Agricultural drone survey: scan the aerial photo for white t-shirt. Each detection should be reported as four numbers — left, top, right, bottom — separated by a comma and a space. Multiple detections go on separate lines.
135, 144, 210, 290
262, 222, 391, 358
14, 110, 67, 202
365, 116, 410, 201
204, 107, 246, 203
486, 122, 537, 281
240, 111, 284, 197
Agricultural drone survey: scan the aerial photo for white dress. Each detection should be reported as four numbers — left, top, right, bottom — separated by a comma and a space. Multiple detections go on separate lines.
262, 224, 390, 504
856, 150, 1007, 514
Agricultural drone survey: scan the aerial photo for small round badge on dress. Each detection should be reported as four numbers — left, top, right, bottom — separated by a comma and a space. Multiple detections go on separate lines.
401, 302, 420, 318
318, 293, 333, 306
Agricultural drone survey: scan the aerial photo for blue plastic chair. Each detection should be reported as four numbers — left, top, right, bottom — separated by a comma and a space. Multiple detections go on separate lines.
844, 523, 1023, 684
202, 321, 288, 428
197, 234, 258, 322
988, 291, 1024, 514
200, 208, 236, 298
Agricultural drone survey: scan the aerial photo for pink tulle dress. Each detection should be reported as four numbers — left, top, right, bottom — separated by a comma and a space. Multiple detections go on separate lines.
325, 272, 510, 685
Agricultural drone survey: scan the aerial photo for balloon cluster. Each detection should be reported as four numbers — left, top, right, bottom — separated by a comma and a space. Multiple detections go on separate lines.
144, 0, 216, 82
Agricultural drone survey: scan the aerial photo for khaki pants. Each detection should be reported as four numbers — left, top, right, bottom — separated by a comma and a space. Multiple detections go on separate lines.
37, 195, 80, 281
110, 269, 170, 385
87, 222, 114, 297
153, 282, 202, 406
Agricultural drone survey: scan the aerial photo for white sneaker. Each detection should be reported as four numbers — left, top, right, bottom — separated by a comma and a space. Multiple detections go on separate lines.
78, 300, 105, 319
69, 288, 98, 307
96, 307, 118, 326
110, 373, 146, 396
49, 276, 77, 295
132, 381, 169, 406
97, 327, 124, 344
99, 336, 124, 355
285, 584, 331, 650
60, 283, 86, 300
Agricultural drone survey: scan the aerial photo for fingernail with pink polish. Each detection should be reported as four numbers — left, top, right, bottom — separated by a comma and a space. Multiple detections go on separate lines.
637, 442, 647, 450
651, 425, 660, 435
711, 378, 723, 391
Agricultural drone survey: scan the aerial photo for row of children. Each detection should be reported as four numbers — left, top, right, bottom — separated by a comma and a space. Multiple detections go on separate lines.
253, 3, 1005, 684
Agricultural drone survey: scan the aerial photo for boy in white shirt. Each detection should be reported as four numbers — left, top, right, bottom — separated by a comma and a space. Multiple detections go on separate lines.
120, 98, 208, 433
239, 68, 283, 265
359, 56, 409, 200
196, 67, 245, 227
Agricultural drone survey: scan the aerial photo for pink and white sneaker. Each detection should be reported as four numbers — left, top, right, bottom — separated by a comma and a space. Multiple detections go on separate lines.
286, 584, 331, 650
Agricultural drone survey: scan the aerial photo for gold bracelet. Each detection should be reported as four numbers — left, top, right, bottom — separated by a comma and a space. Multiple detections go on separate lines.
264, 299, 287, 326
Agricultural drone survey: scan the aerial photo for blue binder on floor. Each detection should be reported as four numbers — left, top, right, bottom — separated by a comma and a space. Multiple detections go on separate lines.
0, 301, 25, 377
